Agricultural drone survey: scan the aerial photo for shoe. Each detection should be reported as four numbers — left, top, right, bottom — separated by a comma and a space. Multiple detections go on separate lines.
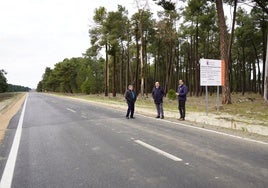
155, 116, 160, 118
126, 116, 129, 119
130, 117, 135, 119
178, 118, 184, 121
161, 116, 164, 119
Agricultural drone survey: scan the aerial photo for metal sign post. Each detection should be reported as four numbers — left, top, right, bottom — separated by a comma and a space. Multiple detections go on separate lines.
205, 85, 208, 115
216, 86, 220, 112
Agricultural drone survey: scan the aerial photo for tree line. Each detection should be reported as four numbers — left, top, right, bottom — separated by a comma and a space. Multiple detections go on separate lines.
37, 0, 268, 103
0, 69, 31, 92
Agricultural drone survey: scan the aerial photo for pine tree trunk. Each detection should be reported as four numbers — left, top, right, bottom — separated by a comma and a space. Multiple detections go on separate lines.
215, 0, 231, 104
126, 35, 130, 91
195, 21, 199, 97
140, 11, 145, 97
144, 37, 148, 96
264, 33, 268, 101
227, 0, 237, 93
261, 16, 267, 96
140, 37, 144, 97
120, 48, 124, 94
135, 24, 140, 94
242, 46, 246, 96
252, 40, 259, 93
113, 52, 116, 97
105, 42, 109, 96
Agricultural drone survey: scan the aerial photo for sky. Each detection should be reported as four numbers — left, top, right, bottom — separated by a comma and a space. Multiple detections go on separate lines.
0, 0, 163, 89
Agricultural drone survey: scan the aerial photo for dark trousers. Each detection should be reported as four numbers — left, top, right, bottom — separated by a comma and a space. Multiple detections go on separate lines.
179, 100, 186, 119
126, 102, 135, 118
155, 103, 164, 117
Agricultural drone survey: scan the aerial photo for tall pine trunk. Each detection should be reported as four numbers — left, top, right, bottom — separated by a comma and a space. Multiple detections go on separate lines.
135, 24, 140, 94
242, 46, 246, 95
105, 42, 109, 96
120, 48, 124, 94
113, 52, 116, 97
215, 0, 231, 104
195, 21, 200, 97
126, 34, 130, 91
227, 0, 237, 93
264, 33, 268, 101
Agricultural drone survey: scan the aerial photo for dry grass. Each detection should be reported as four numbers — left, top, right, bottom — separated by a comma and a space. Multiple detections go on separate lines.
0, 92, 26, 143
70, 92, 268, 127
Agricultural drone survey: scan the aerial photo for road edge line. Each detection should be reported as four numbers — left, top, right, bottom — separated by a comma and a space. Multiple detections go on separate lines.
0, 94, 28, 188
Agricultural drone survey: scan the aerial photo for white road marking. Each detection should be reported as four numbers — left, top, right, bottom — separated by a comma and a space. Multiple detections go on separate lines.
51, 94, 267, 145
136, 114, 268, 145
66, 108, 76, 113
135, 140, 183, 162
0, 95, 28, 188
81, 115, 87, 119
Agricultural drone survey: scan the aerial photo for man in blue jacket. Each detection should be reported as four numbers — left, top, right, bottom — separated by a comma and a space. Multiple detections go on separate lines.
125, 85, 137, 119
176, 79, 188, 121
152, 82, 165, 119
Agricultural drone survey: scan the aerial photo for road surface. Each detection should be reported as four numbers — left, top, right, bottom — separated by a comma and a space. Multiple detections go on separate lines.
0, 93, 267, 188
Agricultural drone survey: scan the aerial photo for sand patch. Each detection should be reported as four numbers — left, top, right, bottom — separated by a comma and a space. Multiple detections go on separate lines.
0, 93, 26, 143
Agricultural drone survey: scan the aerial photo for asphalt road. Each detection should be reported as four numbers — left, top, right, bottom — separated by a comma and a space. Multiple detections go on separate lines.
0, 93, 267, 188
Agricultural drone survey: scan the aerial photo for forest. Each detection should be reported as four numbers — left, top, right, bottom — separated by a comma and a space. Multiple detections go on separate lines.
37, 0, 268, 104
0, 70, 31, 93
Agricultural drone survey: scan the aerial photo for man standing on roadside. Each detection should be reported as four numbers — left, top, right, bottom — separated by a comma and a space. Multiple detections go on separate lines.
125, 85, 137, 119
176, 79, 188, 121
152, 82, 165, 119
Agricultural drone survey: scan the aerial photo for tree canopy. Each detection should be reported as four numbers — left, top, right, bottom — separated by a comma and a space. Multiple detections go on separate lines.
0, 69, 8, 93
37, 0, 268, 103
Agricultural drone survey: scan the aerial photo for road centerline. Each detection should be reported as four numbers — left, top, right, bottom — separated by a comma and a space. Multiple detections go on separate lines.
135, 140, 183, 162
66, 108, 76, 113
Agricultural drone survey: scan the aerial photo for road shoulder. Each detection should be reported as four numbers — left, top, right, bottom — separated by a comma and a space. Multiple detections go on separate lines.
0, 93, 26, 143
50, 93, 268, 143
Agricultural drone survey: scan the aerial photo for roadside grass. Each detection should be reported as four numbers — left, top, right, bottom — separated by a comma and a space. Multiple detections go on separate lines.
0, 92, 20, 102
0, 92, 24, 113
221, 93, 268, 125
63, 92, 267, 126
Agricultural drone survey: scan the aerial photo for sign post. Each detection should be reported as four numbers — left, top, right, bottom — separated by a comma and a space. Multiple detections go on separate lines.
200, 59, 225, 115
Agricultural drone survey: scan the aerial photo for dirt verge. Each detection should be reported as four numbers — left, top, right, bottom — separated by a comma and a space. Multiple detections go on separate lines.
0, 93, 26, 143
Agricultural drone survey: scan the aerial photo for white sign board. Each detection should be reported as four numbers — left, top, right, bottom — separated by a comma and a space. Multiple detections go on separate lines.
200, 59, 225, 86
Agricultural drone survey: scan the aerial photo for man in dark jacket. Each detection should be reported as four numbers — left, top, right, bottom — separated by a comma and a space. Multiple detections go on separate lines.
152, 82, 165, 119
125, 85, 137, 119
176, 79, 188, 120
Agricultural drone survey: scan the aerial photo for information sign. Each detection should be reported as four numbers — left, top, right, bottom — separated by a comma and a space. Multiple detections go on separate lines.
200, 59, 225, 86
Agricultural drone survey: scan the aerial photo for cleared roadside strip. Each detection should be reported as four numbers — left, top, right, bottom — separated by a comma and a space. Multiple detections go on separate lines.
47, 94, 268, 145
72, 96, 268, 145
135, 140, 183, 162
136, 114, 268, 146
0, 95, 28, 188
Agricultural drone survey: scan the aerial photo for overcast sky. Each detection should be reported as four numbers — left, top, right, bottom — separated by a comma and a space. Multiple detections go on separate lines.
0, 0, 164, 88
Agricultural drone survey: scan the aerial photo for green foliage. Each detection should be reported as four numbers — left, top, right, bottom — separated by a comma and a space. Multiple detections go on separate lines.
0, 70, 30, 93
38, 49, 104, 94
0, 69, 8, 93
7, 84, 31, 92
167, 89, 176, 100
37, 1, 268, 97
81, 80, 91, 94
37, 81, 43, 92
153, 0, 176, 11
